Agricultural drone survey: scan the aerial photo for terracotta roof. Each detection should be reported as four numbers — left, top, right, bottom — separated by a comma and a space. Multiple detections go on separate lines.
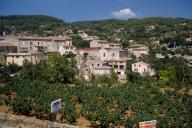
133, 61, 149, 66
130, 44, 146, 48
6, 52, 42, 56
109, 43, 122, 46
106, 47, 125, 50
105, 59, 128, 62
133, 48, 149, 51
93, 66, 111, 70
76, 47, 100, 51
16, 36, 71, 41
0, 43, 17, 47
91, 40, 108, 43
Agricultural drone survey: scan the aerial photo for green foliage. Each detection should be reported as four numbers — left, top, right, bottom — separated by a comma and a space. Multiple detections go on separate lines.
72, 36, 89, 48
5, 63, 21, 74
0, 15, 67, 36
157, 66, 177, 85
110, 69, 118, 84
36, 52, 78, 83
72, 17, 192, 44
19, 53, 78, 83
20, 60, 34, 79
12, 96, 32, 115
91, 69, 118, 87
1, 78, 192, 127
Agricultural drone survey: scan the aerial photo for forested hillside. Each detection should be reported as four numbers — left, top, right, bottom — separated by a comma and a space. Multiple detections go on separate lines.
1, 15, 192, 46
71, 17, 192, 46
0, 15, 67, 36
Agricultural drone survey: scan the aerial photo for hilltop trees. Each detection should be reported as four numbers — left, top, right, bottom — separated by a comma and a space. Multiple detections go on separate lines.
0, 15, 67, 36
72, 36, 90, 48
20, 53, 78, 83
37, 52, 78, 83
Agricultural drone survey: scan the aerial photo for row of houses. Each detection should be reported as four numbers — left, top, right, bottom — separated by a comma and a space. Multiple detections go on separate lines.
0, 35, 75, 66
76, 38, 154, 81
0, 35, 155, 81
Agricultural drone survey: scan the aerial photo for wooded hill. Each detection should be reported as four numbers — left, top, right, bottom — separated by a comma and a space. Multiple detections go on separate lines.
71, 17, 192, 46
1, 15, 192, 46
0, 15, 67, 36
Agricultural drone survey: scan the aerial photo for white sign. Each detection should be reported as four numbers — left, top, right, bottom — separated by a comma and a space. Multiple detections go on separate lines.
51, 99, 61, 113
139, 120, 157, 128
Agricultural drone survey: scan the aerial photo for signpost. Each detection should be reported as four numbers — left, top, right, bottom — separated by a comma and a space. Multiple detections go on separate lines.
51, 99, 61, 113
139, 120, 157, 128
51, 99, 61, 128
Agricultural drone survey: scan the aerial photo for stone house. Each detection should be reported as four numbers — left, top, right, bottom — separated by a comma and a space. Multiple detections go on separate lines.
129, 44, 149, 58
132, 61, 155, 76
0, 35, 74, 66
76, 47, 129, 81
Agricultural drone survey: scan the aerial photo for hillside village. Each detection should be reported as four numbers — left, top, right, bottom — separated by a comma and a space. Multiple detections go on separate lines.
1, 28, 192, 82
1, 16, 192, 128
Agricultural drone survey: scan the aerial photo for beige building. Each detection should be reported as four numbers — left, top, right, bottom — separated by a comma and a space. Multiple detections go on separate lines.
98, 47, 128, 61
0, 35, 74, 66
76, 47, 129, 81
132, 61, 155, 76
156, 53, 165, 59
0, 36, 18, 64
106, 59, 127, 80
6, 52, 45, 66
90, 39, 123, 49
17, 36, 73, 53
183, 55, 192, 67
90, 40, 109, 48
129, 44, 149, 58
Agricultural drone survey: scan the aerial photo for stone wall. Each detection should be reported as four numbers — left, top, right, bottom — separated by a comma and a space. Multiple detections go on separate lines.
0, 112, 85, 128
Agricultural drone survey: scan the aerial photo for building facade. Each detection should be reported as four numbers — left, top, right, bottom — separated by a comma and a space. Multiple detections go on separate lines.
132, 61, 155, 76
0, 35, 74, 66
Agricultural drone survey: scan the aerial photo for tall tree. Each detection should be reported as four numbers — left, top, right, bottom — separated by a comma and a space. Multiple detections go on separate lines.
37, 52, 77, 83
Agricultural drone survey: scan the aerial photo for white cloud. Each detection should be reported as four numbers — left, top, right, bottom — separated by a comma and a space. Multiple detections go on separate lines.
111, 8, 136, 18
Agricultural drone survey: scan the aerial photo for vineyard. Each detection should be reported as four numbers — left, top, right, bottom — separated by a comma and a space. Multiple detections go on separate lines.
0, 78, 192, 127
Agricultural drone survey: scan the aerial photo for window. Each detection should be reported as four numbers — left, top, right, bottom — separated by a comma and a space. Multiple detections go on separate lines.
103, 53, 105, 57
120, 65, 124, 69
108, 65, 112, 67
139, 64, 141, 67
112, 53, 115, 57
97, 64, 99, 67
20, 41, 28, 46
114, 65, 118, 68
16, 56, 19, 58
119, 51, 128, 57
117, 72, 121, 75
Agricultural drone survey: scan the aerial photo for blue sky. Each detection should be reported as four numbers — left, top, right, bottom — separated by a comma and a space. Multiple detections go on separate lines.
0, 0, 192, 22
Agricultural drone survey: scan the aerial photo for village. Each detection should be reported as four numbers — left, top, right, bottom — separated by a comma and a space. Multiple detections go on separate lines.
1, 30, 192, 82
1, 0, 192, 126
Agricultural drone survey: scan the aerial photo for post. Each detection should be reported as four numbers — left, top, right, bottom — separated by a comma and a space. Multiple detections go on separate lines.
51, 99, 61, 128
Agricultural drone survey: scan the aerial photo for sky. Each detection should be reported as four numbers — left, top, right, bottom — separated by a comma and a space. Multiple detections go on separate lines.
0, 0, 192, 22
